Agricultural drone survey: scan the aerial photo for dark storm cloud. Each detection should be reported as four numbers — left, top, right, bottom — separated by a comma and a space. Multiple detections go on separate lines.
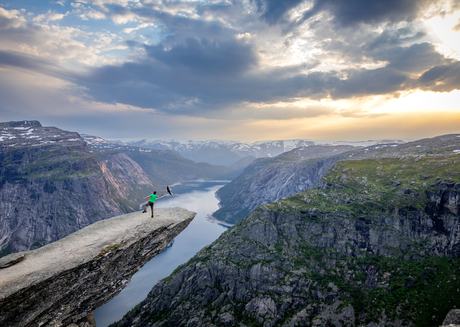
364, 27, 427, 51
66, 56, 337, 113
369, 42, 446, 73
418, 61, 460, 92
144, 37, 257, 76
63, 37, 260, 110
330, 42, 457, 98
300, 0, 433, 27
332, 68, 408, 99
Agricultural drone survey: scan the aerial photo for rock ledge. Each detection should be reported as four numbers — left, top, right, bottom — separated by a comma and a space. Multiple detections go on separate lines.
0, 207, 195, 327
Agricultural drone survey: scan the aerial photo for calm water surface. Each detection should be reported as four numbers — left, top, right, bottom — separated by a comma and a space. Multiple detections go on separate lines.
94, 181, 229, 327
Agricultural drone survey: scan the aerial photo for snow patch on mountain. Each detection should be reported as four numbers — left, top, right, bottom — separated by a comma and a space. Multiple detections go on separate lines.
108, 137, 406, 166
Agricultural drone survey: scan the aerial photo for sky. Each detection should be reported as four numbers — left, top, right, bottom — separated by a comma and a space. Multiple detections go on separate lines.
0, 0, 459, 142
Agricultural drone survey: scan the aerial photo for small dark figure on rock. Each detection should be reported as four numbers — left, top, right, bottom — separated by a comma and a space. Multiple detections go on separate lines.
142, 191, 164, 218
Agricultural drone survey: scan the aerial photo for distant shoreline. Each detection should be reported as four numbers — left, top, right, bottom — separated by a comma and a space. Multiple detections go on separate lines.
170, 179, 231, 187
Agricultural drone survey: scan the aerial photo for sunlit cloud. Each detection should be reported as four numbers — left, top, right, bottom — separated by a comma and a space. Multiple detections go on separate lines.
425, 10, 460, 59
32, 10, 67, 23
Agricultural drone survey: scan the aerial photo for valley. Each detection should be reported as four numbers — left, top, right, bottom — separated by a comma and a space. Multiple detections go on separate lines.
113, 134, 460, 327
2, 119, 460, 327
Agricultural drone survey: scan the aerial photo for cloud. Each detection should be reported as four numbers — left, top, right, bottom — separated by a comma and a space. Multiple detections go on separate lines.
336, 108, 389, 118
33, 10, 67, 23
332, 68, 407, 99
417, 61, 460, 92
453, 17, 460, 31
3, 37, 456, 119
144, 37, 258, 76
131, 5, 237, 42
0, 7, 28, 30
0, 50, 62, 75
110, 7, 139, 24
75, 0, 139, 7
219, 103, 336, 120
86, 8, 107, 20
0, 8, 125, 66
1, 0, 459, 123
300, 0, 434, 27
122, 22, 154, 34
364, 26, 427, 51
252, 0, 304, 25
369, 42, 446, 73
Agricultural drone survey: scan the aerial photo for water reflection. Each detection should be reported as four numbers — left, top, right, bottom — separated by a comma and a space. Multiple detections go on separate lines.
94, 181, 229, 327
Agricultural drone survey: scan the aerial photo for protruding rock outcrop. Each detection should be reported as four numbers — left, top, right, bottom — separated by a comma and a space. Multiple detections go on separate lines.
441, 309, 460, 327
0, 207, 195, 327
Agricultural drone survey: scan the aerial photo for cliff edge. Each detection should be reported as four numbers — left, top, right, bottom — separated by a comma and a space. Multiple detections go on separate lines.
0, 207, 196, 327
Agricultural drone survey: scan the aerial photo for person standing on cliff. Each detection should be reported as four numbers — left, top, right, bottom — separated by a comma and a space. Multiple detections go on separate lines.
142, 191, 164, 218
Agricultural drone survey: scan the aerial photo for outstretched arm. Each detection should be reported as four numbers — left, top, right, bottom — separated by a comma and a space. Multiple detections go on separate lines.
158, 194, 165, 198
143, 196, 149, 199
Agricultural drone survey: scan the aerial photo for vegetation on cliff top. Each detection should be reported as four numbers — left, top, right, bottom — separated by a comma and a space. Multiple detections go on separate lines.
275, 154, 460, 219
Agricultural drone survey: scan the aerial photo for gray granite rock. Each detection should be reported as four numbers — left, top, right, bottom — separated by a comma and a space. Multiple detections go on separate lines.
0, 207, 195, 327
0, 253, 25, 269
442, 309, 460, 326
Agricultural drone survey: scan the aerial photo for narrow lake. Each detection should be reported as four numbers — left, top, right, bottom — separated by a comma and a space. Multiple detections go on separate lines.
94, 181, 229, 327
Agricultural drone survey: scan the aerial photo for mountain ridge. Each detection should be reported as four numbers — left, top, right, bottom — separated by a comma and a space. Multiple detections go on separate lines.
212, 134, 460, 225
0, 120, 135, 257
114, 133, 460, 327
0, 121, 235, 258
112, 138, 406, 166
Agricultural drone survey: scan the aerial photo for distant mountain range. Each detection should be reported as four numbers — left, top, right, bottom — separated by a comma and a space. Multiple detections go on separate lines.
111, 138, 406, 166
82, 135, 237, 184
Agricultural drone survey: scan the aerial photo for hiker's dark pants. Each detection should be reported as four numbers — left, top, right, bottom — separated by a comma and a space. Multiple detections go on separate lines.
145, 201, 154, 216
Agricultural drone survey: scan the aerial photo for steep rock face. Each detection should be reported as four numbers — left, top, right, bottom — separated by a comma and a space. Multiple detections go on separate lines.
0, 121, 155, 257
84, 135, 236, 185
213, 134, 460, 225
213, 145, 359, 224
115, 140, 460, 327
96, 151, 155, 211
0, 207, 196, 327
